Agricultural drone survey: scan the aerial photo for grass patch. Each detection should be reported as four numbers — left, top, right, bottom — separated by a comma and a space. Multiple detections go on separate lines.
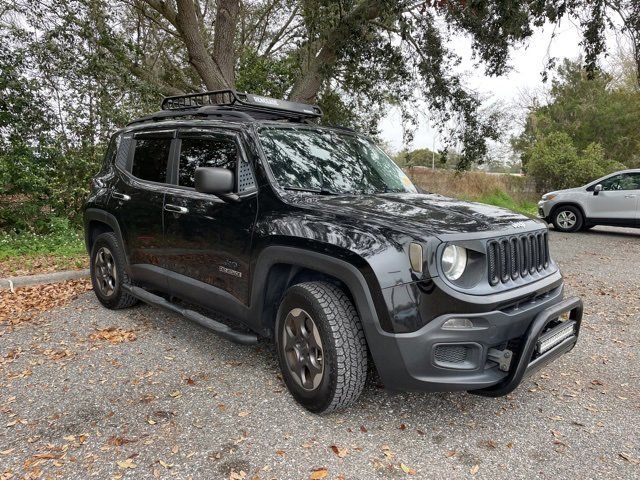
0, 226, 87, 277
471, 190, 538, 217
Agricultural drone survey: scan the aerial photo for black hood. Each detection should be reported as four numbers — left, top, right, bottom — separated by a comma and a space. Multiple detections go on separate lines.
284, 192, 540, 239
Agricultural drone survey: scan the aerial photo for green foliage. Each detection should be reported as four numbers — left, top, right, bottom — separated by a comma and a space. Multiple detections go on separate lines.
472, 190, 537, 217
515, 60, 640, 171
235, 50, 297, 99
0, 217, 84, 259
525, 132, 623, 191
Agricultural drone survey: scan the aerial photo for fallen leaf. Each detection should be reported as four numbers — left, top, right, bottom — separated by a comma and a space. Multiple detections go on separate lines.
382, 445, 395, 459
400, 463, 416, 475
159, 460, 173, 469
89, 327, 136, 344
117, 459, 136, 469
470, 464, 480, 475
444, 450, 456, 458
310, 468, 328, 479
238, 411, 250, 417
330, 445, 348, 458
619, 452, 640, 465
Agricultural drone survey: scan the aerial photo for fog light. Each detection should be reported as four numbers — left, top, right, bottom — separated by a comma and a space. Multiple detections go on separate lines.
536, 322, 575, 354
442, 318, 474, 329
409, 242, 423, 273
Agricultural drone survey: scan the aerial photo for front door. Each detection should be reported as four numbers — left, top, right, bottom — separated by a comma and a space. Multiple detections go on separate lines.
162, 128, 258, 310
110, 129, 175, 291
587, 173, 640, 222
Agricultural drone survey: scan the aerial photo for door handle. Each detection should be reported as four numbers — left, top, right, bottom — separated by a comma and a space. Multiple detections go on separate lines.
624, 195, 636, 198
164, 204, 188, 214
112, 192, 131, 201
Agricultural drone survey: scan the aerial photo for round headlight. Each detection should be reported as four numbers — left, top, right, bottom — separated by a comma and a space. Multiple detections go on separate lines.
442, 245, 467, 281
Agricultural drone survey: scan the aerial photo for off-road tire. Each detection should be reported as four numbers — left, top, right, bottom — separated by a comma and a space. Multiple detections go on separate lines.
552, 205, 583, 232
276, 282, 368, 413
90, 232, 138, 309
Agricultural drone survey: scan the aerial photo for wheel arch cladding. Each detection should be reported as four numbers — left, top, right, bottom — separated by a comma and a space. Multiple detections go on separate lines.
260, 263, 353, 337
84, 208, 127, 259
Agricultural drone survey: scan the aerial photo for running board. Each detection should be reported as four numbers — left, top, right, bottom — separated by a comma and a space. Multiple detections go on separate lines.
123, 285, 258, 345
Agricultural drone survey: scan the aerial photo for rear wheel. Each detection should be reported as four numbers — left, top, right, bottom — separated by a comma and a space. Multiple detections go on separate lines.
90, 232, 138, 309
276, 282, 368, 413
552, 206, 583, 232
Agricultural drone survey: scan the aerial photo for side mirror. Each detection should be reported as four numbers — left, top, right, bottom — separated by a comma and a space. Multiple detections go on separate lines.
594, 184, 602, 196
195, 167, 234, 195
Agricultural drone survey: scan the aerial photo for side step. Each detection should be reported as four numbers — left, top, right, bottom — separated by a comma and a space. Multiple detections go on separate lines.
123, 285, 258, 345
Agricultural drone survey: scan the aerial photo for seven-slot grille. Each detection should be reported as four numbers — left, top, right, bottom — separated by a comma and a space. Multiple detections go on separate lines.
487, 232, 550, 286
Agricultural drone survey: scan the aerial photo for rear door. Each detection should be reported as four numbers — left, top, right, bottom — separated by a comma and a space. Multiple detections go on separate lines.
162, 128, 258, 310
109, 129, 175, 290
586, 173, 639, 223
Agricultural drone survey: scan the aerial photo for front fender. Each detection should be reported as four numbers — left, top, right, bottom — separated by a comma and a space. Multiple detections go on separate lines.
249, 245, 416, 387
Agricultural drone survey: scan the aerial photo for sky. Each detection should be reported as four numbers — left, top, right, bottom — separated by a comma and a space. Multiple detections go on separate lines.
378, 18, 624, 155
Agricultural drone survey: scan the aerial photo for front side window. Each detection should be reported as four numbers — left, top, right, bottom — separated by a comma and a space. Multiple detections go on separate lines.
258, 126, 416, 195
600, 173, 640, 191
131, 138, 171, 183
178, 135, 238, 188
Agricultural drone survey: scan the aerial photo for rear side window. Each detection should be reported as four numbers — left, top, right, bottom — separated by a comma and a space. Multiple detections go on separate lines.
178, 135, 238, 188
131, 138, 171, 183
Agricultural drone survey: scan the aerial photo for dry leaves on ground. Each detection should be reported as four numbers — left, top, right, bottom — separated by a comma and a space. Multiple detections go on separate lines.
0, 279, 92, 324
89, 327, 137, 344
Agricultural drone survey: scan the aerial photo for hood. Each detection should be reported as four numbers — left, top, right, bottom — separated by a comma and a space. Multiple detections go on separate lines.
284, 192, 541, 239
544, 186, 584, 196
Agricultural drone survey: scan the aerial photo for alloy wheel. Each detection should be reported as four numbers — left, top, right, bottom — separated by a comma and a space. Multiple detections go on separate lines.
282, 308, 324, 391
94, 246, 117, 297
556, 210, 577, 229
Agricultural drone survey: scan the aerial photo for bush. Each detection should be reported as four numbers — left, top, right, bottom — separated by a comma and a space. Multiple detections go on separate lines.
525, 132, 623, 192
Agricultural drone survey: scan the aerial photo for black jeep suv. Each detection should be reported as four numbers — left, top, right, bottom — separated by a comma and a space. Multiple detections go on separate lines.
84, 90, 583, 413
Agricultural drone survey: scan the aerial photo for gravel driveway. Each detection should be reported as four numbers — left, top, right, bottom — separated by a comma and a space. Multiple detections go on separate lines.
1, 226, 639, 479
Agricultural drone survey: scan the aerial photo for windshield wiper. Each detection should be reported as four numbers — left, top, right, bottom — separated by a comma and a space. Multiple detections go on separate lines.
283, 186, 341, 195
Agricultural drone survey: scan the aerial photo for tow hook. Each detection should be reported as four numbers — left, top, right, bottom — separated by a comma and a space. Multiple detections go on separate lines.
488, 348, 513, 372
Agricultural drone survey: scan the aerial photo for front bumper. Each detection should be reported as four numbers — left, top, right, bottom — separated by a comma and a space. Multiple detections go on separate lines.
538, 200, 553, 220
368, 290, 583, 395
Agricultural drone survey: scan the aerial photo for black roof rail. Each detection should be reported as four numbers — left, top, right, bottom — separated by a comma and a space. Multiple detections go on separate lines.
161, 89, 323, 119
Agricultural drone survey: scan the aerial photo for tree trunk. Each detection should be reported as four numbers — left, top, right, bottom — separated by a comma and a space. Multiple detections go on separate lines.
175, 0, 230, 90
288, 0, 387, 103
212, 0, 240, 87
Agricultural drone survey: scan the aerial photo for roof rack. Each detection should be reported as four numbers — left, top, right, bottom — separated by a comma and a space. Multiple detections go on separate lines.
161, 89, 322, 118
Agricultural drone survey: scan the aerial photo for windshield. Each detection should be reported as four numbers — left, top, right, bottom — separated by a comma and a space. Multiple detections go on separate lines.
258, 126, 417, 194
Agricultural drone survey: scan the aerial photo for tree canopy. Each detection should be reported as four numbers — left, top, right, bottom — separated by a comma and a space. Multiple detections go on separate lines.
1, 0, 639, 233
3, 0, 639, 168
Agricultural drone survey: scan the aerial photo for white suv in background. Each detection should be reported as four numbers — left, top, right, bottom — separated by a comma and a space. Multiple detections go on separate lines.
538, 169, 640, 232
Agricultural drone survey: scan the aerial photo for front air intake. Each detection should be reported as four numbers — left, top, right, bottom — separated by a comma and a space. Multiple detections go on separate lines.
488, 232, 550, 286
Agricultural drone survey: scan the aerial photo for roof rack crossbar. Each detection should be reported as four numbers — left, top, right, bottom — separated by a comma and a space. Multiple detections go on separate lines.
161, 89, 323, 119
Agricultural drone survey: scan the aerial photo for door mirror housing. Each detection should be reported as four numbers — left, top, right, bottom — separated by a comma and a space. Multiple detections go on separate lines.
195, 167, 234, 195
594, 184, 603, 196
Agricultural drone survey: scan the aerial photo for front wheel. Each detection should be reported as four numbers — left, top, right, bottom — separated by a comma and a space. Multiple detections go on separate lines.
552, 206, 583, 232
275, 282, 368, 413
